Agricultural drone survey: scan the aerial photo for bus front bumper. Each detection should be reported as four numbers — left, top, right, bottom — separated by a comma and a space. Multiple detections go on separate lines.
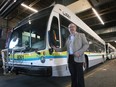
8, 64, 52, 76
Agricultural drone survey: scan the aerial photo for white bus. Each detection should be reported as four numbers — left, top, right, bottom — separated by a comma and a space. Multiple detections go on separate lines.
1, 4, 106, 76
106, 43, 116, 59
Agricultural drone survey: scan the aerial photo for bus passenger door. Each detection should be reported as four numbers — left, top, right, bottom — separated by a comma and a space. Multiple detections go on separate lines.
49, 15, 61, 54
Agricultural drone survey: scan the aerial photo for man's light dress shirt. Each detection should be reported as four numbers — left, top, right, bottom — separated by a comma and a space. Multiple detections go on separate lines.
69, 34, 75, 55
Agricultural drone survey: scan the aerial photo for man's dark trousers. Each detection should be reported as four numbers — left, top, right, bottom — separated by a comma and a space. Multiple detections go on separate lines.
68, 54, 85, 87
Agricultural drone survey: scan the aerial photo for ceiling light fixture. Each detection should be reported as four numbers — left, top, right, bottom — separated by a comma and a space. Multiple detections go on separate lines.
92, 8, 104, 25
14, 0, 17, 2
21, 3, 38, 13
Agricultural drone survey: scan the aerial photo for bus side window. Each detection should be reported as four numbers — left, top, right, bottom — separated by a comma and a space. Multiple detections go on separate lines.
49, 17, 60, 48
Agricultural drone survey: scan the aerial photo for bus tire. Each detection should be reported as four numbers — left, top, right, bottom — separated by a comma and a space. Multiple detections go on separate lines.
83, 55, 89, 71
102, 55, 105, 63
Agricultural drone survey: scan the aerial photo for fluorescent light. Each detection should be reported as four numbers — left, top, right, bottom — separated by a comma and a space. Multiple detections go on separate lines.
92, 8, 104, 25
14, 0, 17, 2
21, 3, 38, 13
115, 41, 116, 43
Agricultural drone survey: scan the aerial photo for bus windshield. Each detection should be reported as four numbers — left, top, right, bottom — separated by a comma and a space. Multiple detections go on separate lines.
9, 14, 49, 51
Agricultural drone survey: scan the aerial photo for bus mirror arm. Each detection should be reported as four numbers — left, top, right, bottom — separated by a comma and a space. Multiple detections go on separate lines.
49, 48, 53, 55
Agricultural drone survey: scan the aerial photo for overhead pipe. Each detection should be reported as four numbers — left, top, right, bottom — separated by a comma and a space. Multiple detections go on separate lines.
0, 0, 7, 8
0, 0, 24, 18
0, 0, 17, 16
0, 0, 11, 14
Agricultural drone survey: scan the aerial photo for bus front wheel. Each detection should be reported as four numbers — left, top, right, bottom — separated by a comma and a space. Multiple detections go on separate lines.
83, 55, 89, 71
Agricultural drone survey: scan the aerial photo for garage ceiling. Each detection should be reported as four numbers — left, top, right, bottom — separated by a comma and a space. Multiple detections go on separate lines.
76, 0, 116, 47
0, 0, 116, 48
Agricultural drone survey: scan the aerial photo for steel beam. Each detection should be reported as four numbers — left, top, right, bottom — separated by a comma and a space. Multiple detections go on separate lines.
95, 26, 116, 34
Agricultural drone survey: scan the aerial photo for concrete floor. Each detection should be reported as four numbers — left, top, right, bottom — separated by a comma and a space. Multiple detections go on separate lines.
85, 59, 116, 87
0, 59, 116, 87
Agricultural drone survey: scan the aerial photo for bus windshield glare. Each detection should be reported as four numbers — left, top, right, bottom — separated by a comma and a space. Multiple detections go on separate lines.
9, 14, 50, 51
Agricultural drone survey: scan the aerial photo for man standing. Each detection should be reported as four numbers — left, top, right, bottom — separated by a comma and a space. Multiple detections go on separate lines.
52, 23, 89, 87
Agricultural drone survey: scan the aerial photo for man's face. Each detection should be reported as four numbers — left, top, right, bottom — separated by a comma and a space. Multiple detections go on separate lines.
68, 24, 77, 34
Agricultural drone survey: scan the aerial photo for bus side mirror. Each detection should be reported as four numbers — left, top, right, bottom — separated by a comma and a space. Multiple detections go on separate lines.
49, 48, 53, 55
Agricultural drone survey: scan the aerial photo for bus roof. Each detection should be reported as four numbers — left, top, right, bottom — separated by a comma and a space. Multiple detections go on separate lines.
14, 6, 53, 30
52, 4, 105, 45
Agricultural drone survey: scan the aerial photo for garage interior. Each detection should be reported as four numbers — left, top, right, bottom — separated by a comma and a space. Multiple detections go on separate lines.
0, 1, 116, 87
